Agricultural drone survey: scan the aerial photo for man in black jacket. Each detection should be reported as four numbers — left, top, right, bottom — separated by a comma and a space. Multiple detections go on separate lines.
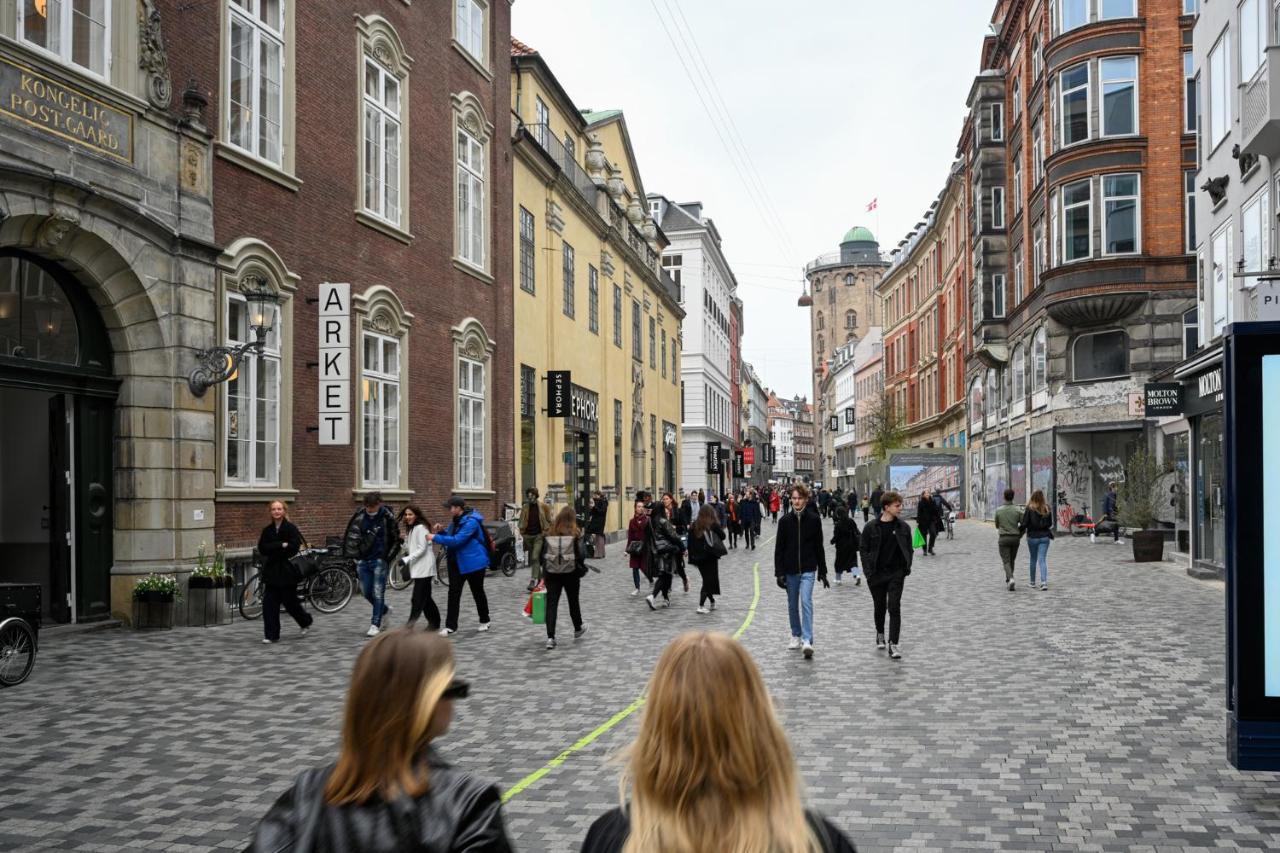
869, 484, 884, 516
774, 483, 829, 660
343, 491, 400, 637
859, 490, 913, 660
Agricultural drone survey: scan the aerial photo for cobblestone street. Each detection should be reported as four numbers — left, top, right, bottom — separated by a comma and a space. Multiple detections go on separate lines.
2, 520, 1278, 852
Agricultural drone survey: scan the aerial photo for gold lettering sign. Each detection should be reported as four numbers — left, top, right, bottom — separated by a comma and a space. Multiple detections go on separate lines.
0, 57, 133, 163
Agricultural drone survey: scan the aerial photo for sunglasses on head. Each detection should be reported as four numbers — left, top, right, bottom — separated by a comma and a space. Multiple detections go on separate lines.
441, 679, 470, 700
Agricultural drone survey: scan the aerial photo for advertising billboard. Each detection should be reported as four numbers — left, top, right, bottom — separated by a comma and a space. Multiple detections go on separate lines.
886, 451, 963, 515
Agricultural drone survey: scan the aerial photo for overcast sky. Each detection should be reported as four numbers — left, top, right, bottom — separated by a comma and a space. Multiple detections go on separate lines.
512, 0, 994, 400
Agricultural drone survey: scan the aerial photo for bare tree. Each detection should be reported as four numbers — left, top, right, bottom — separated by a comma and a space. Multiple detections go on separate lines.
864, 387, 907, 462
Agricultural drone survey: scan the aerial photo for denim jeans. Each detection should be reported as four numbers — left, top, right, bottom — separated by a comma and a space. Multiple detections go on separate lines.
1027, 537, 1050, 585
357, 558, 389, 626
784, 571, 816, 644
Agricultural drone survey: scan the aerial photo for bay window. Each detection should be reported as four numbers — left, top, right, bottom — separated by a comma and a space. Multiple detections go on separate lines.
1061, 178, 1092, 263
1060, 63, 1090, 147
1102, 173, 1139, 255
1100, 57, 1137, 137
991, 186, 1005, 229
18, 0, 109, 77
1100, 0, 1135, 20
1057, 0, 1088, 32
993, 273, 1006, 318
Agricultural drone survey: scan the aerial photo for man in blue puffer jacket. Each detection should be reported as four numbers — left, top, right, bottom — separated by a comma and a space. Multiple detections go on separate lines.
431, 495, 491, 636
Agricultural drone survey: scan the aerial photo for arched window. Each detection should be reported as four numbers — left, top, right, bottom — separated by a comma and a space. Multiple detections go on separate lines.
845, 309, 857, 329
356, 286, 414, 492
844, 273, 855, 286
816, 311, 825, 330
1032, 326, 1048, 391
986, 367, 999, 426
0, 255, 82, 367
816, 335, 825, 359
357, 15, 413, 237
452, 317, 495, 491
969, 377, 984, 434
1011, 343, 1026, 406
1072, 329, 1128, 382
813, 277, 822, 293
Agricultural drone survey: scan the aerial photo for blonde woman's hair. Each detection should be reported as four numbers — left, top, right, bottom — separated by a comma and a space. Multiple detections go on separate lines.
621, 631, 820, 853
267, 499, 288, 518
1027, 489, 1050, 515
324, 629, 455, 805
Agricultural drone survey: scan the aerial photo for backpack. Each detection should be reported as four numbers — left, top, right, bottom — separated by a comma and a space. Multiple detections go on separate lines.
543, 536, 578, 574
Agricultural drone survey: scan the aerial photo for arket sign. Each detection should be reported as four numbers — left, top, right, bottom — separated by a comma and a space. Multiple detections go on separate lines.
318, 283, 351, 445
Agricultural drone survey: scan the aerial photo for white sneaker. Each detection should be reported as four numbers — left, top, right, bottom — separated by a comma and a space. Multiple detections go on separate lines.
787, 636, 802, 650
438, 627, 455, 637
836, 577, 844, 585
646, 594, 657, 611
262, 638, 275, 644
1090, 533, 1097, 543
630, 588, 640, 596
802, 642, 814, 659
696, 606, 710, 614
888, 643, 902, 660
1040, 582, 1048, 591
366, 625, 380, 638
1116, 538, 1125, 545
477, 622, 490, 632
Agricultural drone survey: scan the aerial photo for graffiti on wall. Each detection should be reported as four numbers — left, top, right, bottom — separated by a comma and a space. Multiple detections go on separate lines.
1095, 454, 1125, 486
1056, 449, 1091, 506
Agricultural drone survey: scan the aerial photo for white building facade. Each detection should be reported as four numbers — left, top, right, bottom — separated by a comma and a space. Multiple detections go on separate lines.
650, 195, 739, 494
743, 361, 771, 482
771, 412, 796, 480
831, 340, 859, 491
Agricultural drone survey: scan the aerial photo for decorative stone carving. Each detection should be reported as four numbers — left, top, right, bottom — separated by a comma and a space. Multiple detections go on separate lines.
623, 271, 634, 294
35, 212, 80, 250
180, 138, 207, 195
626, 198, 644, 227
139, 1, 173, 109
632, 362, 645, 425
641, 216, 657, 242
1201, 175, 1230, 206
546, 199, 566, 235
600, 250, 616, 278
585, 133, 607, 184
181, 80, 208, 128
368, 310, 395, 334
463, 335, 485, 360
606, 165, 626, 201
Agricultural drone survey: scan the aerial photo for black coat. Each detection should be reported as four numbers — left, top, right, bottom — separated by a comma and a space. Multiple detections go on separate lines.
343, 506, 400, 561
915, 497, 941, 533
245, 752, 513, 853
870, 489, 884, 513
739, 498, 763, 527
257, 520, 303, 588
858, 517, 914, 586
585, 498, 608, 535
687, 524, 725, 568
774, 504, 828, 578
1020, 507, 1055, 539
647, 515, 683, 575
831, 515, 860, 573
582, 806, 856, 853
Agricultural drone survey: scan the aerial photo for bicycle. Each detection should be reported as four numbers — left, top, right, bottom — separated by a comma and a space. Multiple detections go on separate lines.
945, 511, 956, 540
239, 547, 356, 620
1055, 490, 1096, 537
0, 616, 37, 688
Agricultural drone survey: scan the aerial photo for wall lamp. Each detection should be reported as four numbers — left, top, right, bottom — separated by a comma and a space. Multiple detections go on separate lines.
188, 274, 278, 396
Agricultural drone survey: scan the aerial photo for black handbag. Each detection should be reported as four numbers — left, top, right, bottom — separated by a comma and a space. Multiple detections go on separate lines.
706, 531, 728, 557
626, 540, 646, 556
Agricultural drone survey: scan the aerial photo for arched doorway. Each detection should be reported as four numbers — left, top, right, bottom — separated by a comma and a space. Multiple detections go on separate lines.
0, 251, 115, 624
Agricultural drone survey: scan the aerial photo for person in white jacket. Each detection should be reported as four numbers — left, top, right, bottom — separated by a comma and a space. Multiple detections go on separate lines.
399, 505, 439, 631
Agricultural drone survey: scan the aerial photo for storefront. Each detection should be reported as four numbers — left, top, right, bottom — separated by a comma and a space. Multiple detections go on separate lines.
663, 422, 677, 495
1174, 353, 1225, 577
564, 384, 599, 515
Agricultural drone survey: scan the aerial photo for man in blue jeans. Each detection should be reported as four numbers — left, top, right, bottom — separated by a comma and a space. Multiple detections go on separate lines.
342, 491, 400, 637
773, 483, 829, 660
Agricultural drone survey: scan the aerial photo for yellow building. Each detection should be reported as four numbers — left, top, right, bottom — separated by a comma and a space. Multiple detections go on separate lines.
510, 39, 684, 532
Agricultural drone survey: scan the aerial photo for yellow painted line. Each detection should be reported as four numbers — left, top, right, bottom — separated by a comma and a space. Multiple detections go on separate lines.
502, 535, 774, 803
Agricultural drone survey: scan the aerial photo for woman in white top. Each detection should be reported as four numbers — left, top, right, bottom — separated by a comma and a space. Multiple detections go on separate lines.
399, 505, 439, 631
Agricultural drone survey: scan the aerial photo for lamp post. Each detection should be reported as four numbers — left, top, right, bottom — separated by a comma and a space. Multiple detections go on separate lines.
188, 274, 279, 397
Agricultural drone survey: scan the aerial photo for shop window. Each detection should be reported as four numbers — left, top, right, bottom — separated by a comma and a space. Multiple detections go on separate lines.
451, 318, 495, 492
1072, 329, 1128, 381
18, 0, 109, 77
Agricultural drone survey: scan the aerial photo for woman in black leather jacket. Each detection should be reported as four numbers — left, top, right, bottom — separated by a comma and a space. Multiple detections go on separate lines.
245, 629, 512, 852
644, 502, 684, 611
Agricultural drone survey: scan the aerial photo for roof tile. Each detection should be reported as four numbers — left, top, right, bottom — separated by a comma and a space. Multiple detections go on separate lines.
510, 37, 538, 57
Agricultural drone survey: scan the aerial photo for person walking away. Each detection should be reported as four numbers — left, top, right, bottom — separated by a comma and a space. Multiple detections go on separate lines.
581, 631, 857, 853
781, 490, 793, 515
739, 490, 761, 550
585, 490, 609, 558
993, 489, 1023, 592
769, 489, 781, 523
540, 507, 589, 650
870, 484, 884, 517
245, 630, 513, 853
831, 503, 861, 586
861, 493, 871, 523
687, 505, 726, 614
432, 496, 491, 635
725, 495, 742, 550
932, 490, 954, 538
773, 484, 829, 660
1100, 481, 1122, 544
519, 488, 552, 592
645, 502, 683, 610
399, 505, 440, 630
818, 488, 830, 518
1020, 489, 1054, 590
915, 489, 940, 557
257, 500, 312, 644
343, 491, 399, 637
627, 499, 651, 596
859, 491, 913, 660
665, 492, 691, 593
711, 494, 727, 530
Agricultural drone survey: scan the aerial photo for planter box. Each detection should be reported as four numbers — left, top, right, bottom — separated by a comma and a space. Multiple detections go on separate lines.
1131, 529, 1165, 563
132, 592, 175, 630
187, 577, 234, 627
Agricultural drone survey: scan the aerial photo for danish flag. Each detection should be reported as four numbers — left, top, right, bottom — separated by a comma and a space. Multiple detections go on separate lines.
866, 198, 878, 212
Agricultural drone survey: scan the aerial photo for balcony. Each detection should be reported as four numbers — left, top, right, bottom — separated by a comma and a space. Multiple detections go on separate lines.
1240, 48, 1280, 159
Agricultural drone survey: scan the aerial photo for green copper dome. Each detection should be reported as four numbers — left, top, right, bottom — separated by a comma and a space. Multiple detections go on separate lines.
842, 226, 876, 244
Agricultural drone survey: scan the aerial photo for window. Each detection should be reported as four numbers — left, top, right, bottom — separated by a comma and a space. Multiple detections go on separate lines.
564, 133, 575, 163
649, 317, 656, 368
454, 0, 486, 65
224, 288, 281, 486
1031, 35, 1043, 80
1211, 221, 1232, 336
1012, 344, 1026, 407
817, 311, 825, 331
1185, 171, 1197, 252
362, 331, 401, 487
990, 102, 1004, 142
1183, 307, 1200, 357
663, 254, 684, 302
1185, 0, 1199, 13
1014, 248, 1025, 302
227, 0, 286, 165
991, 186, 1005, 229
562, 242, 575, 318
1209, 32, 1231, 149
969, 378, 984, 434
1100, 0, 1135, 20
1060, 63, 1090, 146
1033, 218, 1046, 288
18, 0, 109, 77
1049, 188, 1058, 266
1242, 189, 1270, 278
457, 356, 485, 488
1061, 178, 1092, 262
455, 117, 487, 270
661, 334, 667, 378
1100, 56, 1138, 137
632, 300, 642, 361
1242, 0, 1266, 82
1184, 51, 1197, 133
519, 207, 535, 293
672, 338, 678, 382
993, 273, 1007, 318
1033, 326, 1048, 392
1057, 0, 1087, 33
1102, 173, 1139, 255
1012, 78, 1022, 120
1032, 120, 1044, 184
586, 266, 596, 333
362, 57, 403, 226
1072, 330, 1128, 381
612, 284, 623, 348
846, 309, 857, 329
534, 97, 549, 147
1013, 158, 1023, 214
843, 273, 855, 286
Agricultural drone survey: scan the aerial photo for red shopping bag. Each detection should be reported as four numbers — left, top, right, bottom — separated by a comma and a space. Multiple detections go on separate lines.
522, 580, 545, 618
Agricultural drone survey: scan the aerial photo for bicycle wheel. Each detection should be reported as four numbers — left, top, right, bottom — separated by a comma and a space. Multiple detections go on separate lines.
388, 564, 412, 591
500, 550, 517, 577
239, 574, 265, 620
0, 617, 36, 687
435, 554, 450, 588
310, 566, 355, 614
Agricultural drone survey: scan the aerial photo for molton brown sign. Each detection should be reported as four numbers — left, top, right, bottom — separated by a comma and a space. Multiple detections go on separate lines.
1, 57, 132, 162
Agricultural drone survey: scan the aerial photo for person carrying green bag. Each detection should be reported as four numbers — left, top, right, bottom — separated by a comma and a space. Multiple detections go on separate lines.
911, 525, 925, 551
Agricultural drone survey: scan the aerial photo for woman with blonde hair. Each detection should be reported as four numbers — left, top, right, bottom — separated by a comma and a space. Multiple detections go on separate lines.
1020, 488, 1055, 590
246, 629, 512, 851
256, 499, 311, 644
581, 631, 856, 853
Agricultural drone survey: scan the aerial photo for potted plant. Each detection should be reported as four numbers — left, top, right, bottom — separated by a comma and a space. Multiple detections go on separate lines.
188, 543, 234, 627
132, 573, 179, 630
1118, 446, 1165, 563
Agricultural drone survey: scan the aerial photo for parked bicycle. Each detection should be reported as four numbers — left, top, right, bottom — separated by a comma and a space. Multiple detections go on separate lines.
1056, 490, 1097, 537
239, 544, 355, 620
945, 511, 956, 540
0, 583, 39, 688
389, 520, 519, 590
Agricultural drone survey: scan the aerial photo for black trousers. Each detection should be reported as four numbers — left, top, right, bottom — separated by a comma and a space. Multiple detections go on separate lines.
408, 577, 440, 630
651, 570, 674, 600
870, 576, 905, 644
263, 582, 311, 641
445, 566, 490, 630
728, 527, 739, 548
919, 524, 937, 554
744, 524, 757, 549
543, 573, 583, 638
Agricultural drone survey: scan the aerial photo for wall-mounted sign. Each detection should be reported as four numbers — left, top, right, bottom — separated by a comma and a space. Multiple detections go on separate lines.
318, 283, 351, 445
547, 370, 571, 417
743, 446, 755, 465
1144, 383, 1184, 417
1127, 392, 1145, 418
705, 441, 722, 474
828, 416, 839, 431
0, 57, 132, 162
1200, 368, 1223, 400
568, 384, 598, 434
664, 424, 677, 448
845, 407, 855, 425
732, 450, 745, 478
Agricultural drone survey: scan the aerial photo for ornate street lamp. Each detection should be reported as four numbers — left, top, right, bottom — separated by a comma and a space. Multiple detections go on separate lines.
188, 274, 278, 397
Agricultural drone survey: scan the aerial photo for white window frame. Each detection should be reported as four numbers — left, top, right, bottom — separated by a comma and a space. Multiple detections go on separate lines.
1209, 31, 1232, 151
453, 0, 488, 69
1032, 326, 1048, 406
1061, 178, 1093, 263
225, 0, 287, 167
1033, 218, 1046, 289
1242, 0, 1266, 83
993, 273, 1007, 318
1100, 56, 1139, 138
1211, 220, 1233, 337
352, 286, 413, 498
992, 186, 1006, 229
1011, 343, 1027, 418
1099, 0, 1137, 21
1014, 248, 1025, 302
1060, 62, 1092, 148
1013, 158, 1023, 215
1242, 187, 1270, 280
223, 289, 282, 488
16, 0, 111, 78
453, 93, 492, 275
990, 102, 1005, 142
361, 330, 401, 488
359, 49, 407, 231
1102, 173, 1141, 256
457, 356, 485, 490
1032, 120, 1045, 185
1056, 0, 1088, 34
1184, 171, 1197, 253
1012, 78, 1022, 120
451, 319, 494, 493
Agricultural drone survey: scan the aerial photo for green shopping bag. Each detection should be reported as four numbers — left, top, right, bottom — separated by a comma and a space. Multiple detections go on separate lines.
911, 526, 925, 550
531, 590, 546, 625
